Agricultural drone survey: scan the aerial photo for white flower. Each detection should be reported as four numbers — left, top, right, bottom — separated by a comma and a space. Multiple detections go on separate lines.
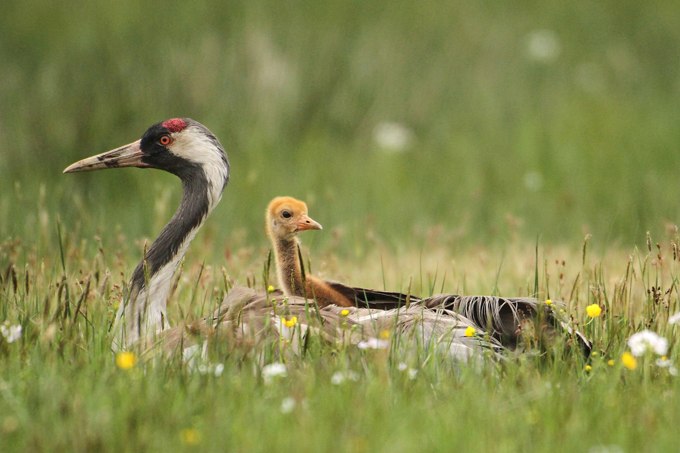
525, 29, 561, 62
522, 171, 544, 192
183, 341, 224, 377
397, 362, 408, 371
197, 363, 225, 377
280, 397, 296, 414
628, 330, 668, 357
1, 323, 22, 343
588, 445, 623, 453
655, 357, 678, 376
408, 369, 418, 380
262, 362, 287, 383
668, 312, 680, 325
656, 357, 672, 368
373, 122, 413, 153
357, 338, 390, 350
330, 372, 345, 385
330, 370, 360, 385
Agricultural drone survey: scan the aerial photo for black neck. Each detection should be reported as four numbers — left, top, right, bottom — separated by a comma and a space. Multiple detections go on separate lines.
129, 164, 210, 293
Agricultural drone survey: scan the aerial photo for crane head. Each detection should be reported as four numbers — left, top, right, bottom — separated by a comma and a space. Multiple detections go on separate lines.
64, 118, 229, 178
266, 196, 322, 241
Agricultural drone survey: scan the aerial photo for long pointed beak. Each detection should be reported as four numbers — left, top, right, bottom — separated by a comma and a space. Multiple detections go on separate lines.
63, 140, 148, 173
296, 215, 323, 232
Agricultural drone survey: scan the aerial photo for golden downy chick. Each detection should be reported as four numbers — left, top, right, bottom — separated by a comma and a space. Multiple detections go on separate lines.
266, 196, 353, 307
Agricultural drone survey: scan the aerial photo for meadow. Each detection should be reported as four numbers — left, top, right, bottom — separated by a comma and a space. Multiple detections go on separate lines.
2, 0, 680, 451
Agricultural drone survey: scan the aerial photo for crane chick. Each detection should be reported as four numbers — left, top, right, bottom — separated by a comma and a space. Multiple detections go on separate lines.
266, 197, 353, 308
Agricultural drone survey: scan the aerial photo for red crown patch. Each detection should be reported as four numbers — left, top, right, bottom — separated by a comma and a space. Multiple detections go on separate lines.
162, 118, 187, 133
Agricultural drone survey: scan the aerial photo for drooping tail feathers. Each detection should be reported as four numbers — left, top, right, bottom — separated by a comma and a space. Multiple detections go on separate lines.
326, 282, 591, 356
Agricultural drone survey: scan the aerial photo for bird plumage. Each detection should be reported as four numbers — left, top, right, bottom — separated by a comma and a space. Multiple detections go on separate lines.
65, 124, 588, 360
157, 286, 503, 363
266, 197, 354, 307
64, 118, 230, 349
330, 285, 591, 355
264, 196, 591, 355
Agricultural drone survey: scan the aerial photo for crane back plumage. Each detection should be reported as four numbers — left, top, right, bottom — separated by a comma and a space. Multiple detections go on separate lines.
156, 286, 504, 364
326, 282, 591, 355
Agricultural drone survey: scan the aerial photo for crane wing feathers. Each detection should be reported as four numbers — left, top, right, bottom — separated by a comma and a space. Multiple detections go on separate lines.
325, 281, 421, 309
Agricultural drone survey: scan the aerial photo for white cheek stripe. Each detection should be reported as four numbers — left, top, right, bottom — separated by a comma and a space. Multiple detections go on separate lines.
172, 127, 229, 210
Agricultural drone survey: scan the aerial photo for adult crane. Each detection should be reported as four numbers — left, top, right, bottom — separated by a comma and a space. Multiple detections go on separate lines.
64, 118, 230, 349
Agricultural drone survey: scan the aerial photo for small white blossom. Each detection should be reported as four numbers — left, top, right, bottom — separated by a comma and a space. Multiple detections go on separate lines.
331, 370, 360, 385
522, 171, 544, 192
656, 357, 672, 368
408, 369, 418, 380
525, 29, 561, 62
1, 323, 22, 343
280, 397, 296, 414
588, 445, 623, 453
655, 357, 678, 376
397, 362, 408, 371
262, 362, 287, 383
197, 362, 225, 377
357, 338, 390, 350
628, 330, 668, 357
183, 342, 224, 377
668, 312, 680, 325
373, 122, 413, 153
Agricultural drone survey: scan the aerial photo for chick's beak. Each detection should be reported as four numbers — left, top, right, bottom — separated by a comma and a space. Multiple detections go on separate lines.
296, 215, 323, 232
63, 140, 148, 173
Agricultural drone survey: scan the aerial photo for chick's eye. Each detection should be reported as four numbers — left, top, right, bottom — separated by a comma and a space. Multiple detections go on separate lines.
158, 135, 173, 146
281, 210, 292, 219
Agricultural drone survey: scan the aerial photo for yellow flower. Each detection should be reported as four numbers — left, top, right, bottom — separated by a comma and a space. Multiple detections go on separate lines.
180, 428, 201, 445
464, 326, 476, 337
545, 299, 553, 306
584, 365, 592, 372
282, 316, 297, 328
621, 352, 638, 370
115, 351, 137, 370
607, 359, 615, 367
267, 285, 275, 293
591, 351, 599, 357
340, 309, 350, 317
586, 304, 602, 318
379, 329, 391, 340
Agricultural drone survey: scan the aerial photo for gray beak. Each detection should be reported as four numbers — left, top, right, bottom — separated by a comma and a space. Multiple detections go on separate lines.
63, 140, 147, 173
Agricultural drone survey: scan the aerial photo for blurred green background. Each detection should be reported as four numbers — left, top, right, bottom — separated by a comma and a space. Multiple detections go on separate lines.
1, 0, 679, 256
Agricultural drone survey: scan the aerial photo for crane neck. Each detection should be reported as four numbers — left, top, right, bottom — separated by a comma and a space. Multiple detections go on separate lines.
113, 162, 227, 350
274, 236, 306, 297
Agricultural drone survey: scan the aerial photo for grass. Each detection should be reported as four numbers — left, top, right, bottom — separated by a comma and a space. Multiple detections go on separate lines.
2, 0, 680, 451
2, 223, 680, 451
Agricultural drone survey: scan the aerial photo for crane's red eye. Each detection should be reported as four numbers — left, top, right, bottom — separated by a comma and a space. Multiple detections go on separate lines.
159, 135, 173, 146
